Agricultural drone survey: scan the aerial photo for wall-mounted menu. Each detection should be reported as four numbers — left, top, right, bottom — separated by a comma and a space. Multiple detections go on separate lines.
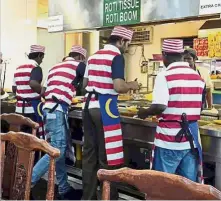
193, 38, 208, 57
208, 32, 221, 58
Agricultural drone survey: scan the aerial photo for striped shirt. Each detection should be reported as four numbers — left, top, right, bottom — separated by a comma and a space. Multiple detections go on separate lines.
43, 57, 79, 112
83, 44, 122, 109
152, 62, 205, 150
13, 60, 41, 114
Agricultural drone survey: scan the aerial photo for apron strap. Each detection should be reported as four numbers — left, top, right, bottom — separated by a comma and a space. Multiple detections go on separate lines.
22, 98, 31, 114
84, 91, 99, 144
159, 113, 196, 154
22, 99, 26, 114
84, 90, 98, 110
48, 95, 62, 113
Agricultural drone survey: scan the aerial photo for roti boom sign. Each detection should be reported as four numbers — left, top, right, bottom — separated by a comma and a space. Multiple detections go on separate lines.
103, 0, 141, 26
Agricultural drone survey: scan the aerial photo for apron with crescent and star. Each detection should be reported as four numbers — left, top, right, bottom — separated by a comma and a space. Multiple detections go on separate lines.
98, 94, 124, 166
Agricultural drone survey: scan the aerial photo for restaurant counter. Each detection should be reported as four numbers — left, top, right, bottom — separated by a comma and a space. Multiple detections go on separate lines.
1, 102, 220, 192
68, 108, 221, 191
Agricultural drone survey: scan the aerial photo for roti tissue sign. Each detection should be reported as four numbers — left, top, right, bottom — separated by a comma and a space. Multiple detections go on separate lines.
103, 0, 141, 26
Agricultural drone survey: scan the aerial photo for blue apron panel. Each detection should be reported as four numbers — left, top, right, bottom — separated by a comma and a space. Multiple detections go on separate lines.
60, 103, 69, 115
189, 122, 203, 162
30, 99, 44, 123
98, 94, 121, 126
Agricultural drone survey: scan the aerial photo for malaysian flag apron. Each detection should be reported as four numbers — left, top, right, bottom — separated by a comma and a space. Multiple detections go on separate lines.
30, 99, 45, 139
150, 119, 204, 184
98, 94, 124, 166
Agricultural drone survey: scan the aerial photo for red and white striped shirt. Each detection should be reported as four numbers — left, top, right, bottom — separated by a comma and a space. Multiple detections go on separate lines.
13, 60, 40, 114
83, 44, 121, 109
152, 62, 205, 150
43, 57, 79, 111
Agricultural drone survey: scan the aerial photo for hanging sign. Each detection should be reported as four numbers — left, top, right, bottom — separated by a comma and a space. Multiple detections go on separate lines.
199, 0, 221, 15
103, 0, 141, 27
48, 15, 63, 32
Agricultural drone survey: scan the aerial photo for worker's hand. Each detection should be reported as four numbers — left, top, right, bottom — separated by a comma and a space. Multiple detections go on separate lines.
137, 108, 148, 120
128, 81, 139, 90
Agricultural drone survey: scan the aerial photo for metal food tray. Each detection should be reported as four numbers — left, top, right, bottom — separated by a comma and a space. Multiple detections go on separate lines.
213, 80, 221, 90
200, 124, 221, 137
118, 100, 151, 108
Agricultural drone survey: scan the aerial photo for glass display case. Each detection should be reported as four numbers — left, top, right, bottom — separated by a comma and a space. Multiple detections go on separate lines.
196, 59, 221, 74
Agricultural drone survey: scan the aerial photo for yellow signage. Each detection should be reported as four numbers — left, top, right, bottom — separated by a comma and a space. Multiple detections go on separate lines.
208, 31, 221, 58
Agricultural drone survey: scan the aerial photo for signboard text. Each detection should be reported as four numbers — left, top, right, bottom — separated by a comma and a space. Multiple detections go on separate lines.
103, 0, 140, 26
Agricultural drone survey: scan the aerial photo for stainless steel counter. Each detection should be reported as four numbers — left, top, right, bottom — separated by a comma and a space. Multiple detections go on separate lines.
199, 124, 221, 190
68, 108, 221, 190
200, 124, 221, 138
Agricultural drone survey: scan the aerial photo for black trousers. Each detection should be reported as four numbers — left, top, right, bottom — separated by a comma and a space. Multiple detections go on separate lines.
82, 108, 122, 200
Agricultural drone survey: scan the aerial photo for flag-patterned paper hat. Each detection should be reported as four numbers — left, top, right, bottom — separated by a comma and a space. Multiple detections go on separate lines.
111, 26, 133, 41
162, 39, 184, 53
71, 45, 87, 58
30, 45, 45, 53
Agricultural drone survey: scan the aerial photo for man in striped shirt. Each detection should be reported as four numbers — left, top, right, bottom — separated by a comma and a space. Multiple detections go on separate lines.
138, 39, 205, 182
82, 26, 139, 200
31, 45, 86, 200
12, 45, 45, 137
183, 48, 213, 109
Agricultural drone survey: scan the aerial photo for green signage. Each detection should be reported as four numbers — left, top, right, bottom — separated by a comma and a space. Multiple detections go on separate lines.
103, 0, 141, 27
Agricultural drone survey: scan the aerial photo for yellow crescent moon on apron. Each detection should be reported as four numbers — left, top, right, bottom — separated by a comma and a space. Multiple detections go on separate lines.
105, 98, 119, 119
37, 102, 43, 118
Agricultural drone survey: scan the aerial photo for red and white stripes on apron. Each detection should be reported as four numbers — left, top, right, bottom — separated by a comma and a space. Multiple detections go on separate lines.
150, 63, 205, 183
84, 44, 124, 165
44, 57, 78, 108
38, 122, 44, 139
103, 123, 124, 165
13, 60, 40, 114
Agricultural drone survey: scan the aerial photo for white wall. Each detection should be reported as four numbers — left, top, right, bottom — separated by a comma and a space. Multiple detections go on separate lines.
0, 0, 38, 90
37, 28, 64, 83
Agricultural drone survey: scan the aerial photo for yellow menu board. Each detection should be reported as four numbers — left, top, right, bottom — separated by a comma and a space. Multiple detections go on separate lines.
208, 32, 221, 58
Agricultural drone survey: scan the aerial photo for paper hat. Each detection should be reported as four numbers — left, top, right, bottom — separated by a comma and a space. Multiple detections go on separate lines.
162, 39, 184, 53
111, 26, 133, 41
30, 45, 45, 53
71, 45, 87, 58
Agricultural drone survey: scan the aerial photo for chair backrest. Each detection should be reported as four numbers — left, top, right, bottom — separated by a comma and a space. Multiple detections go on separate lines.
1, 131, 60, 200
97, 167, 221, 200
0, 113, 39, 133
0, 113, 39, 199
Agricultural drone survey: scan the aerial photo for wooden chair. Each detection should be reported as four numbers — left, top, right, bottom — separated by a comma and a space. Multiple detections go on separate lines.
0, 113, 39, 199
97, 167, 221, 200
1, 131, 60, 200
